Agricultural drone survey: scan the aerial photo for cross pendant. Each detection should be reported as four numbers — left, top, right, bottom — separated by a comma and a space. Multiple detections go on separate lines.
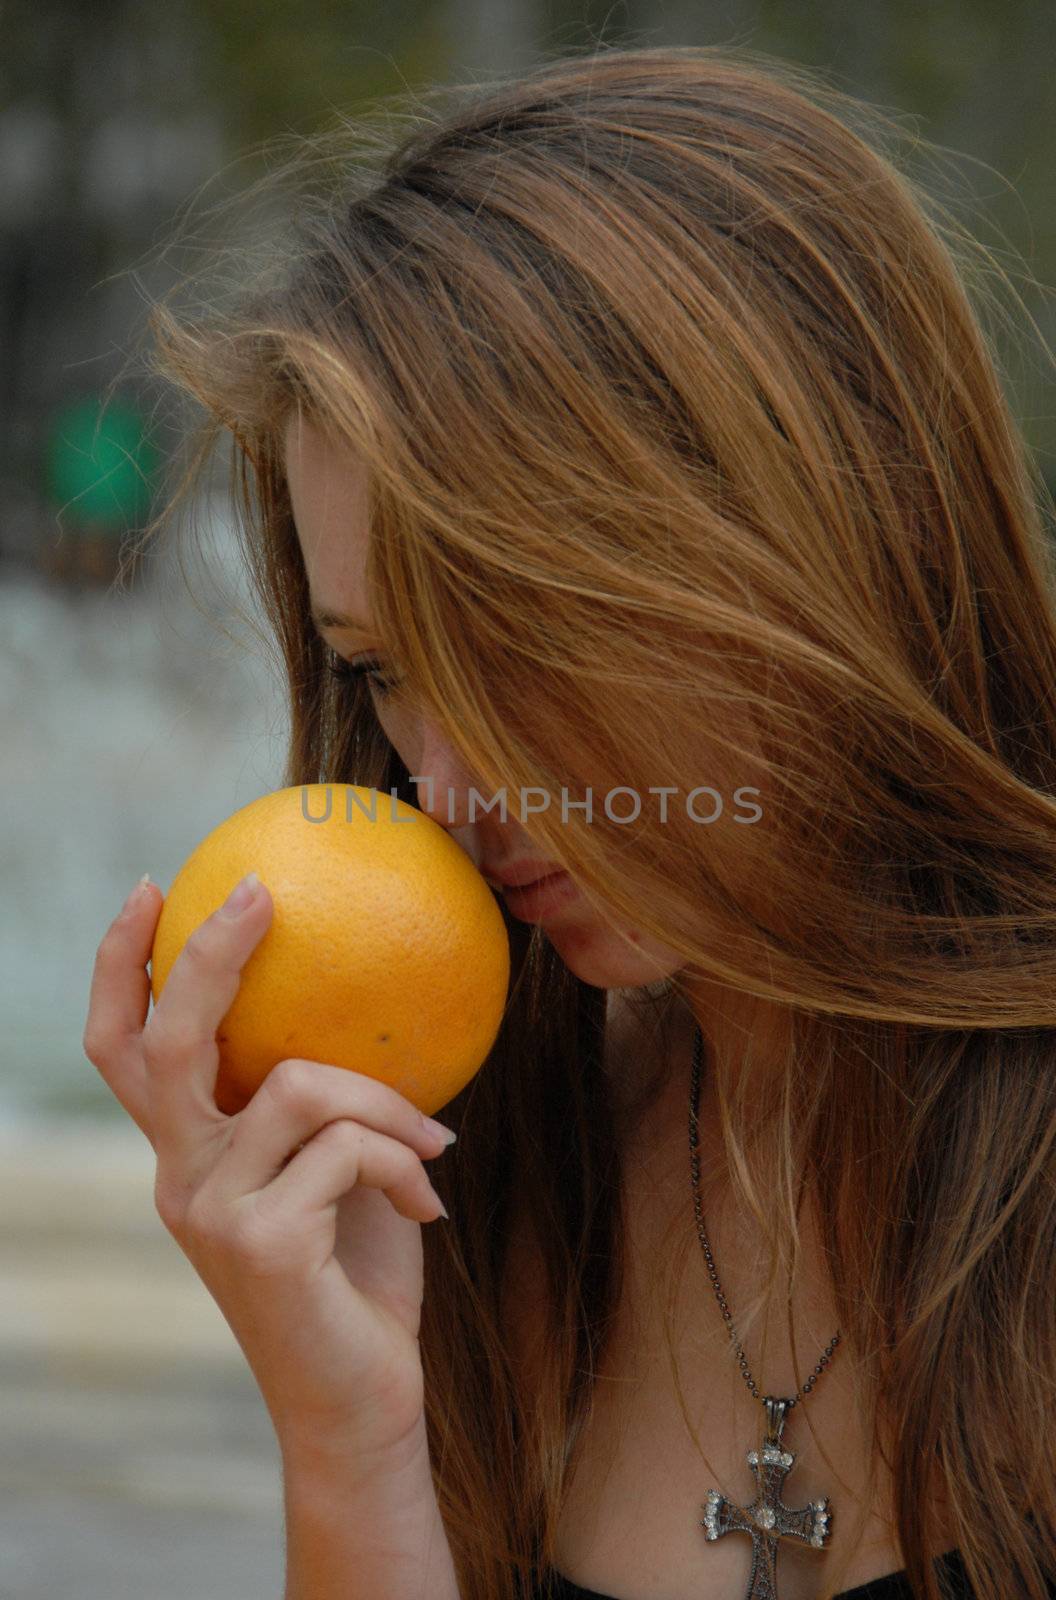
699, 1397, 833, 1600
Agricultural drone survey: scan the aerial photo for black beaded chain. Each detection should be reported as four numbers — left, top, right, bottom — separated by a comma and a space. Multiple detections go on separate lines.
688, 1023, 841, 1410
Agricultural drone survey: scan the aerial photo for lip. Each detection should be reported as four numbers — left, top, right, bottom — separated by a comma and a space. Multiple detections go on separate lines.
499, 869, 579, 921
481, 858, 566, 889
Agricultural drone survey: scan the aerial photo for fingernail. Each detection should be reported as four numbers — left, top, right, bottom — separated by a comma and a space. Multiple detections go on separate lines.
220, 872, 260, 917
120, 873, 151, 915
422, 1116, 457, 1145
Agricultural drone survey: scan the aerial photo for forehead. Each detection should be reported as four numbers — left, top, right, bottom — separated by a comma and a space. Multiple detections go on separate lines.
282, 410, 371, 618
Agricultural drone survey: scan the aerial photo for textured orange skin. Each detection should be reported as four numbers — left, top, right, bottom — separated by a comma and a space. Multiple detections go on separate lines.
150, 784, 511, 1117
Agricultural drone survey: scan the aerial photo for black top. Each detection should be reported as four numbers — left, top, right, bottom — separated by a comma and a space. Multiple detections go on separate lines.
540, 1546, 972, 1599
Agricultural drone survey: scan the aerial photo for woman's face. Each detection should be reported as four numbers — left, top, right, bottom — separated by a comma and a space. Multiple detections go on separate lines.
282, 409, 687, 990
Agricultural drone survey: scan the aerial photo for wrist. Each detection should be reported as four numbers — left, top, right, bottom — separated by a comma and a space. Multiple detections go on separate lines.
279, 1405, 432, 1492
280, 1412, 459, 1600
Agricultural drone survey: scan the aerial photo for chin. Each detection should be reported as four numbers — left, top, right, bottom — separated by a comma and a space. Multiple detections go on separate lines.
543, 909, 684, 990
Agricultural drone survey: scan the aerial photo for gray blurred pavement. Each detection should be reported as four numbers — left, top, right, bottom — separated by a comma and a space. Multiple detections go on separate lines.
0, 1118, 286, 1599
1, 501, 297, 1596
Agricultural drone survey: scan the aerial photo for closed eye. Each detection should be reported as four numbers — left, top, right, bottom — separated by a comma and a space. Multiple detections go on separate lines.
326, 653, 400, 698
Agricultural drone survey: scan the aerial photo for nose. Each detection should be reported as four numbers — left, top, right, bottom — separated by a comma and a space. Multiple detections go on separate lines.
412, 714, 489, 832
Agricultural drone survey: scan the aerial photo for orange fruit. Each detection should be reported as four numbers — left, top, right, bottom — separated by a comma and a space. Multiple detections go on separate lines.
150, 783, 510, 1117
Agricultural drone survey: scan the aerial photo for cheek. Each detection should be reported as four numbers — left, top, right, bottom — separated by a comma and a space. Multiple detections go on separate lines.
373, 698, 420, 759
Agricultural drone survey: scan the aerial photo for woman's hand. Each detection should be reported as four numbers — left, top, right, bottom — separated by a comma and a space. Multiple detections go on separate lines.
82, 873, 455, 1471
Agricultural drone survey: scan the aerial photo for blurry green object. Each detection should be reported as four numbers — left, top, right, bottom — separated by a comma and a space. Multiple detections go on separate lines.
45, 394, 159, 533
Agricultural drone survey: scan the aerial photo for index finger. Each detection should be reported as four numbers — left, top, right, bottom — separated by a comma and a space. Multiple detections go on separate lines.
144, 873, 273, 1161
83, 876, 163, 1142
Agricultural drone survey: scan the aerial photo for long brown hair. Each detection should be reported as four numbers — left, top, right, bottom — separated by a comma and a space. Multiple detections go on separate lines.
135, 43, 1056, 1600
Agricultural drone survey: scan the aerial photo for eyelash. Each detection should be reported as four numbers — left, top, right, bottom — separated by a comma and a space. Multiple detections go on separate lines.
326, 655, 398, 698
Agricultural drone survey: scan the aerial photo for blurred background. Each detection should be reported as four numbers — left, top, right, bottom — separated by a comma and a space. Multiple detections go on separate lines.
1, 2, 1053, 1596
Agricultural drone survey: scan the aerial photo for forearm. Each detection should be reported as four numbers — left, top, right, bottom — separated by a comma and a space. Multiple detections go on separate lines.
280, 1417, 462, 1600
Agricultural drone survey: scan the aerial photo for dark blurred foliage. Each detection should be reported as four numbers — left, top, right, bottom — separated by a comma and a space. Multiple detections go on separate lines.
2, 0, 1053, 579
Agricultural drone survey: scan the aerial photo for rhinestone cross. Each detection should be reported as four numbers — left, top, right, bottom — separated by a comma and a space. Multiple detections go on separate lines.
699, 1397, 833, 1600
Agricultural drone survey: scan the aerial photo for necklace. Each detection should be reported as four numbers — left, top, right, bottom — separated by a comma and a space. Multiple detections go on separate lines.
688, 1022, 841, 1599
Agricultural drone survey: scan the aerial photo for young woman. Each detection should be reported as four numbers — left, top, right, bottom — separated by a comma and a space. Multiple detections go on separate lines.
83, 43, 1056, 1600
